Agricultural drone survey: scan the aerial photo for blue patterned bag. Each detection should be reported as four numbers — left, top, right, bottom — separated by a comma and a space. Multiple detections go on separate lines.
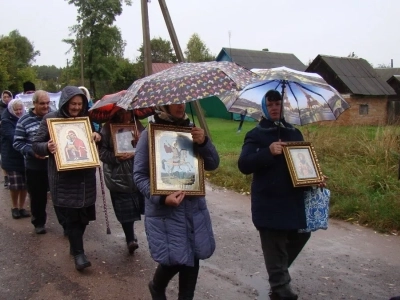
299, 187, 330, 233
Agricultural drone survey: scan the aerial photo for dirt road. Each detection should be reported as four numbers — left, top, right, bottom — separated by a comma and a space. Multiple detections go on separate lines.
0, 182, 399, 300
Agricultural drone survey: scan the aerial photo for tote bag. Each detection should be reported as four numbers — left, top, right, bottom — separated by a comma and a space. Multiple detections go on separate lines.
299, 187, 330, 233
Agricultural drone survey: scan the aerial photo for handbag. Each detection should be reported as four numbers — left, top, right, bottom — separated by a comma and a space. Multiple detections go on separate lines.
299, 187, 330, 233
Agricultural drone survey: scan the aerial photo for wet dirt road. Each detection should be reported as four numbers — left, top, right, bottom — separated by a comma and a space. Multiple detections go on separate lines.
0, 181, 399, 300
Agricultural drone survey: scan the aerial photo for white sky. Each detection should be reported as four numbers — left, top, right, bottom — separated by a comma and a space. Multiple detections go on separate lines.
1, 0, 399, 68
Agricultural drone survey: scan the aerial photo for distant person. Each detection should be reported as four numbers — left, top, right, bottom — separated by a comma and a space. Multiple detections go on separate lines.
237, 109, 248, 133
134, 103, 219, 299
23, 81, 36, 95
79, 86, 100, 132
33, 86, 102, 271
1, 99, 30, 220
0, 90, 13, 188
14, 90, 50, 234
238, 90, 319, 300
99, 109, 145, 255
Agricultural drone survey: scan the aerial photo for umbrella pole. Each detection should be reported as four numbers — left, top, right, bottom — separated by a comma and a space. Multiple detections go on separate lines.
189, 102, 196, 127
277, 81, 286, 139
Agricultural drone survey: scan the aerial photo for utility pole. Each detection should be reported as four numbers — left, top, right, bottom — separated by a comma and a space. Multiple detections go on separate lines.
66, 59, 70, 84
158, 0, 211, 139
80, 36, 84, 86
141, 0, 152, 76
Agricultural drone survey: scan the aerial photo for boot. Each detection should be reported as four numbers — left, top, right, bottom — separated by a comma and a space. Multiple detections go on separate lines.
270, 284, 298, 300
74, 252, 91, 271
11, 208, 20, 219
148, 281, 167, 300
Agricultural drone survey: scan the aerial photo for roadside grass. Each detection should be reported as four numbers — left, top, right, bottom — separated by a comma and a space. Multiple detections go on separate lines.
200, 117, 400, 233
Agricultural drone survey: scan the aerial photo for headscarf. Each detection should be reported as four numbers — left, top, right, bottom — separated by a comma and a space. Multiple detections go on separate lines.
7, 99, 25, 118
261, 91, 286, 128
1, 90, 12, 104
154, 105, 191, 126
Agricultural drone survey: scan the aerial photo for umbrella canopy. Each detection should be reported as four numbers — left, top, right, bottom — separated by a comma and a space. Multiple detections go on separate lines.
227, 66, 350, 125
116, 61, 261, 110
88, 90, 155, 123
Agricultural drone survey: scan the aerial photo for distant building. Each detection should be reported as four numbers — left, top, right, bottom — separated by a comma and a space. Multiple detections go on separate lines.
307, 55, 398, 125
152, 63, 175, 74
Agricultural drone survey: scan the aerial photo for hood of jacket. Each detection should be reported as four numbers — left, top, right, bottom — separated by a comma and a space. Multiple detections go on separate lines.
58, 86, 88, 117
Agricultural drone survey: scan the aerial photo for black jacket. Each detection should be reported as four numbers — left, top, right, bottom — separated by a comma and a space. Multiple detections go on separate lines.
238, 118, 307, 230
32, 86, 97, 208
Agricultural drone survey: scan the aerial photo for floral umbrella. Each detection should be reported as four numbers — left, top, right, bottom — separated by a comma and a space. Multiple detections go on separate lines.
116, 61, 261, 110
88, 90, 155, 123
226, 66, 350, 125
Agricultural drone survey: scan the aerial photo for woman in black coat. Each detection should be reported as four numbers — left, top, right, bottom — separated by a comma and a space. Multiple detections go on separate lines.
33, 86, 101, 271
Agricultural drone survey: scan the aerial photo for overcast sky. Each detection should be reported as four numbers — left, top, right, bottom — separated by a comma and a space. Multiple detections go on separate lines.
1, 0, 399, 68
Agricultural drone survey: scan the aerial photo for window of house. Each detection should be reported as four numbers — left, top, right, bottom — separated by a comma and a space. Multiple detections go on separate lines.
359, 104, 368, 115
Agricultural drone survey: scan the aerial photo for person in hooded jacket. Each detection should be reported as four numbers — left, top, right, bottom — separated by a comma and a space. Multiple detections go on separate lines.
0, 90, 13, 188
133, 103, 219, 300
32, 86, 101, 271
1, 99, 30, 219
238, 90, 310, 300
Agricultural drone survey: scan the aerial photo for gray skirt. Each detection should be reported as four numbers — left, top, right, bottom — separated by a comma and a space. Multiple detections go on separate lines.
110, 191, 143, 223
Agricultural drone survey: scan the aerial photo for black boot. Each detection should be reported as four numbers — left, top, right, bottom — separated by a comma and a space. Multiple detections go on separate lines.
11, 208, 20, 219
68, 225, 91, 271
148, 281, 167, 300
270, 284, 298, 300
74, 253, 91, 271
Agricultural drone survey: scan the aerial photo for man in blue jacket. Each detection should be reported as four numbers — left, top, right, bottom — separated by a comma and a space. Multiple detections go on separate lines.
238, 90, 310, 300
14, 90, 50, 234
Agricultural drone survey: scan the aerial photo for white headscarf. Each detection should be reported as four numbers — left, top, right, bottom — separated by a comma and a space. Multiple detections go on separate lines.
7, 99, 25, 118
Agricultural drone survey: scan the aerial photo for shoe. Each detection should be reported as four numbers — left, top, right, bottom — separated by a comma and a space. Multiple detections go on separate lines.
11, 208, 20, 219
4, 176, 9, 189
148, 281, 167, 300
270, 284, 298, 300
74, 253, 92, 271
35, 226, 47, 234
128, 240, 139, 255
19, 209, 31, 218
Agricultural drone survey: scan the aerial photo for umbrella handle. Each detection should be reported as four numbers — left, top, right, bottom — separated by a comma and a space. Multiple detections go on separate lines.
277, 81, 287, 139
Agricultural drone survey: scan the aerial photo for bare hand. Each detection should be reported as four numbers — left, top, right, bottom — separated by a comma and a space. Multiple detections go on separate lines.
34, 153, 47, 159
319, 175, 329, 188
269, 139, 286, 156
191, 127, 205, 144
47, 139, 57, 154
165, 190, 186, 207
92, 132, 101, 142
117, 153, 135, 161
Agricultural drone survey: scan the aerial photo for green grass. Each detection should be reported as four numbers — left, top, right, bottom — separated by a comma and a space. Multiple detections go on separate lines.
199, 118, 400, 233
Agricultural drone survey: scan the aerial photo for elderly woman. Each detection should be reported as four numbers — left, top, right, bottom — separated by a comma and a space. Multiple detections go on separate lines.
133, 103, 219, 300
1, 99, 29, 219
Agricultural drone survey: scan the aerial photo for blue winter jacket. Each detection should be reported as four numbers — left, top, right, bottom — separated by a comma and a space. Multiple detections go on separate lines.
133, 125, 219, 267
238, 118, 307, 230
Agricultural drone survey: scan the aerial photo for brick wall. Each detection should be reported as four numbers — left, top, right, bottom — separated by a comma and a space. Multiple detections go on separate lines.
328, 95, 388, 126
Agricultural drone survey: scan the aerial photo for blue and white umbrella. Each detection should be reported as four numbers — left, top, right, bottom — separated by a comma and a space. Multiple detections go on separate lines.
226, 66, 350, 125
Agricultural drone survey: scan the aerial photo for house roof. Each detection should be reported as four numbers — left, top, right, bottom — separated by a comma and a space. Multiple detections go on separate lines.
152, 63, 175, 74
374, 68, 400, 81
306, 55, 396, 96
388, 75, 400, 85
215, 48, 306, 71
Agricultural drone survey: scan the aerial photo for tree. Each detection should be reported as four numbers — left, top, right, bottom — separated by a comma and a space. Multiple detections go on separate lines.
184, 33, 214, 62
137, 37, 177, 65
64, 0, 132, 97
111, 58, 141, 92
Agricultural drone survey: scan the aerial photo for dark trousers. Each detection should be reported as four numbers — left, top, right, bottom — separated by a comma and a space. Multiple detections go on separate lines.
259, 228, 310, 289
153, 259, 200, 300
26, 169, 49, 227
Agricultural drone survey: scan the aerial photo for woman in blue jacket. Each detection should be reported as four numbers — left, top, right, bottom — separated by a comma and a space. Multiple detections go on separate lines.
238, 90, 310, 300
133, 103, 219, 300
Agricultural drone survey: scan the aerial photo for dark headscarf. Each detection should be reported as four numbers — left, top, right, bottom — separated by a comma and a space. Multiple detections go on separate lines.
153, 105, 191, 127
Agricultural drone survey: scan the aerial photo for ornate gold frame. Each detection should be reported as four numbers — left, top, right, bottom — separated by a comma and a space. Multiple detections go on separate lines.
47, 117, 100, 171
148, 123, 205, 196
283, 141, 323, 187
110, 123, 138, 157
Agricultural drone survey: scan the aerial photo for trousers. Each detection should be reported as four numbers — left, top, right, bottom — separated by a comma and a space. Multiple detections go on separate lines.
26, 168, 49, 227
259, 228, 310, 289
153, 259, 200, 300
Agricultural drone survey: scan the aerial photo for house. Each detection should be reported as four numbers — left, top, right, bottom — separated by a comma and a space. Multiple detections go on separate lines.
387, 75, 400, 96
374, 68, 400, 97
152, 63, 175, 74
306, 55, 397, 125
215, 47, 306, 71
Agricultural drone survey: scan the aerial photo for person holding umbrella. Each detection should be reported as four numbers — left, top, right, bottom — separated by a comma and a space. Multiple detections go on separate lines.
238, 90, 310, 300
133, 103, 219, 300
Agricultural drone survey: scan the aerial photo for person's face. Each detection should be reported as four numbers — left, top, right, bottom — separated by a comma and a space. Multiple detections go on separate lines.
67, 96, 84, 117
168, 103, 186, 119
2, 93, 11, 104
34, 94, 50, 117
13, 104, 24, 118
266, 100, 282, 121
68, 132, 76, 140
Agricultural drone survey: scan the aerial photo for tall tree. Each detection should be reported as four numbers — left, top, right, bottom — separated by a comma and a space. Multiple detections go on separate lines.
64, 0, 131, 97
184, 33, 214, 62
137, 37, 177, 65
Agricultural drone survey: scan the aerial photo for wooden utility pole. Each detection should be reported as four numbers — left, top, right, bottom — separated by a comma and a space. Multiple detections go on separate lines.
141, 0, 152, 76
158, 0, 211, 139
80, 37, 84, 86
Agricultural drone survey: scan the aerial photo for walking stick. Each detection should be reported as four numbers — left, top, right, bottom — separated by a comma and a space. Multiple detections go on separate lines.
98, 164, 111, 234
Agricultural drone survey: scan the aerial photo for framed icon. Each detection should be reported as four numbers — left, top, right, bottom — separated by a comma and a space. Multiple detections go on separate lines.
148, 123, 205, 196
47, 117, 100, 171
110, 123, 138, 156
